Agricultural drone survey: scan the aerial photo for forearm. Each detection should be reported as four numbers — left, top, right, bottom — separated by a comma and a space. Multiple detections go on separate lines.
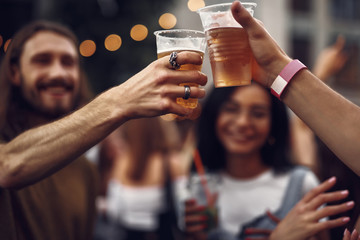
0, 50, 207, 189
0, 87, 125, 189
282, 69, 360, 175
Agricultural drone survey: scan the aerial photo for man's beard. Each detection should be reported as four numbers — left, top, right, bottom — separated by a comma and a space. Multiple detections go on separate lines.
16, 76, 80, 120
15, 88, 79, 120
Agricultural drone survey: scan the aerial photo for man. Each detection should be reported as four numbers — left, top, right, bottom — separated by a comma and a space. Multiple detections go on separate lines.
0, 20, 206, 240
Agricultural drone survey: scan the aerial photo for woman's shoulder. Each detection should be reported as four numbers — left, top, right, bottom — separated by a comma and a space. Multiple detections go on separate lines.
286, 165, 320, 194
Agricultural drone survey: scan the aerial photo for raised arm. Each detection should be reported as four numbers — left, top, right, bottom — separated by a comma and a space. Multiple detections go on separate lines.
231, 1, 360, 176
0, 51, 207, 189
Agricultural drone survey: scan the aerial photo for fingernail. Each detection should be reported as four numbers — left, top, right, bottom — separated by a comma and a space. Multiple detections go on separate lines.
328, 176, 336, 183
347, 201, 355, 207
341, 190, 349, 195
344, 228, 349, 235
342, 217, 350, 222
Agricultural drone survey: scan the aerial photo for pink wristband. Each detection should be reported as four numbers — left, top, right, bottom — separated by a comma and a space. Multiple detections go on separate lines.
270, 59, 307, 100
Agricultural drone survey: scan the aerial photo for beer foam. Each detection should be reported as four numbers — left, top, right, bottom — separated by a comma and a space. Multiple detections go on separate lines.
157, 48, 205, 55
199, 10, 242, 31
198, 3, 256, 31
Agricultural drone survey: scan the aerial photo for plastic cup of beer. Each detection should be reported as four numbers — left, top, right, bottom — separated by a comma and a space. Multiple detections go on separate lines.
154, 29, 206, 109
197, 2, 257, 88
187, 173, 219, 233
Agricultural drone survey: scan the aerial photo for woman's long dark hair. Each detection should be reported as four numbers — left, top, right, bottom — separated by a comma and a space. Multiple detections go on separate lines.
196, 84, 293, 174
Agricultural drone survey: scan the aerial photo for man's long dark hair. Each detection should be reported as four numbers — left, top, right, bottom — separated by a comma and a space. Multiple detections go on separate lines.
196, 84, 293, 174
0, 20, 92, 141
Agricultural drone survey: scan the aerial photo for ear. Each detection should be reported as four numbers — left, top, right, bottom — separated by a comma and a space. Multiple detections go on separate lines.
11, 65, 21, 86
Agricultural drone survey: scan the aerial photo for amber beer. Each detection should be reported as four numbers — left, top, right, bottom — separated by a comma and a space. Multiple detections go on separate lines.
157, 49, 205, 109
206, 27, 253, 87
197, 2, 257, 88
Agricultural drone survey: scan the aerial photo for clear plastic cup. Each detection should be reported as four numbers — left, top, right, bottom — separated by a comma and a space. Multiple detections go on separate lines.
197, 2, 257, 87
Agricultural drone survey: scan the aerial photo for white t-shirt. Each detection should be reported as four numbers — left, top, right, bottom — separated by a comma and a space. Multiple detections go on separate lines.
106, 176, 187, 231
218, 169, 319, 235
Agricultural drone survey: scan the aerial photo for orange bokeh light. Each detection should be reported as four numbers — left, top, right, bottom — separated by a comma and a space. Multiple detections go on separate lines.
158, 13, 177, 29
187, 0, 205, 12
130, 24, 148, 41
104, 34, 122, 51
79, 40, 96, 57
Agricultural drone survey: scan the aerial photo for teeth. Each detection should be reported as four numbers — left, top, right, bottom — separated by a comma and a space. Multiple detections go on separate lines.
44, 86, 67, 94
230, 134, 250, 141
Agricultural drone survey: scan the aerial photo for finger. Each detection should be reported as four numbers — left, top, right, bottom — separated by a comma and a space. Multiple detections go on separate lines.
231, 1, 260, 34
186, 224, 207, 233
307, 189, 349, 210
185, 198, 197, 206
301, 176, 337, 203
153, 67, 207, 87
157, 97, 193, 117
314, 201, 354, 220
185, 214, 208, 226
180, 85, 206, 99
185, 203, 207, 214
161, 51, 204, 69
334, 35, 346, 51
265, 210, 281, 223
344, 229, 351, 240
160, 84, 206, 100
166, 69, 207, 86
312, 216, 350, 233
243, 237, 268, 240
351, 229, 359, 240
245, 227, 272, 235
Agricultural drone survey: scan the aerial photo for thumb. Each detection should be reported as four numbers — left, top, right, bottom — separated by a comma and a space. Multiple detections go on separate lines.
334, 35, 346, 51
231, 1, 257, 31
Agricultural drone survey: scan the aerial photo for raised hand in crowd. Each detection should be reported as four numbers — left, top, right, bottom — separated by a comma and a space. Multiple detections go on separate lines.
313, 35, 348, 82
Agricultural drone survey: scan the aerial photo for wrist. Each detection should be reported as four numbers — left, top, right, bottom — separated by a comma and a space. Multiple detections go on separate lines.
270, 59, 308, 100
266, 57, 292, 88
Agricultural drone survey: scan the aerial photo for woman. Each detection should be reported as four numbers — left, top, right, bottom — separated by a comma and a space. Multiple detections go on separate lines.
184, 83, 351, 240
95, 117, 189, 240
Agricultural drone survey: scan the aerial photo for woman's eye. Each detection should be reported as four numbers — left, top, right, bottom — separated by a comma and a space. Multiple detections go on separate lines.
222, 106, 238, 113
252, 111, 269, 118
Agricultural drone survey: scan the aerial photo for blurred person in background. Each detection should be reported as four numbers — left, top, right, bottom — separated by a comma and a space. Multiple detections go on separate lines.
0, 19, 206, 240
94, 117, 191, 240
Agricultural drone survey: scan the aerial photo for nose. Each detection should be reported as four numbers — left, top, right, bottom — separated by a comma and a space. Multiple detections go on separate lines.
234, 111, 252, 127
47, 60, 68, 80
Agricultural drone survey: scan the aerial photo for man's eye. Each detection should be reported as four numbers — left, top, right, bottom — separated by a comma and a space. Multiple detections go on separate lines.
33, 57, 50, 64
62, 56, 75, 66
